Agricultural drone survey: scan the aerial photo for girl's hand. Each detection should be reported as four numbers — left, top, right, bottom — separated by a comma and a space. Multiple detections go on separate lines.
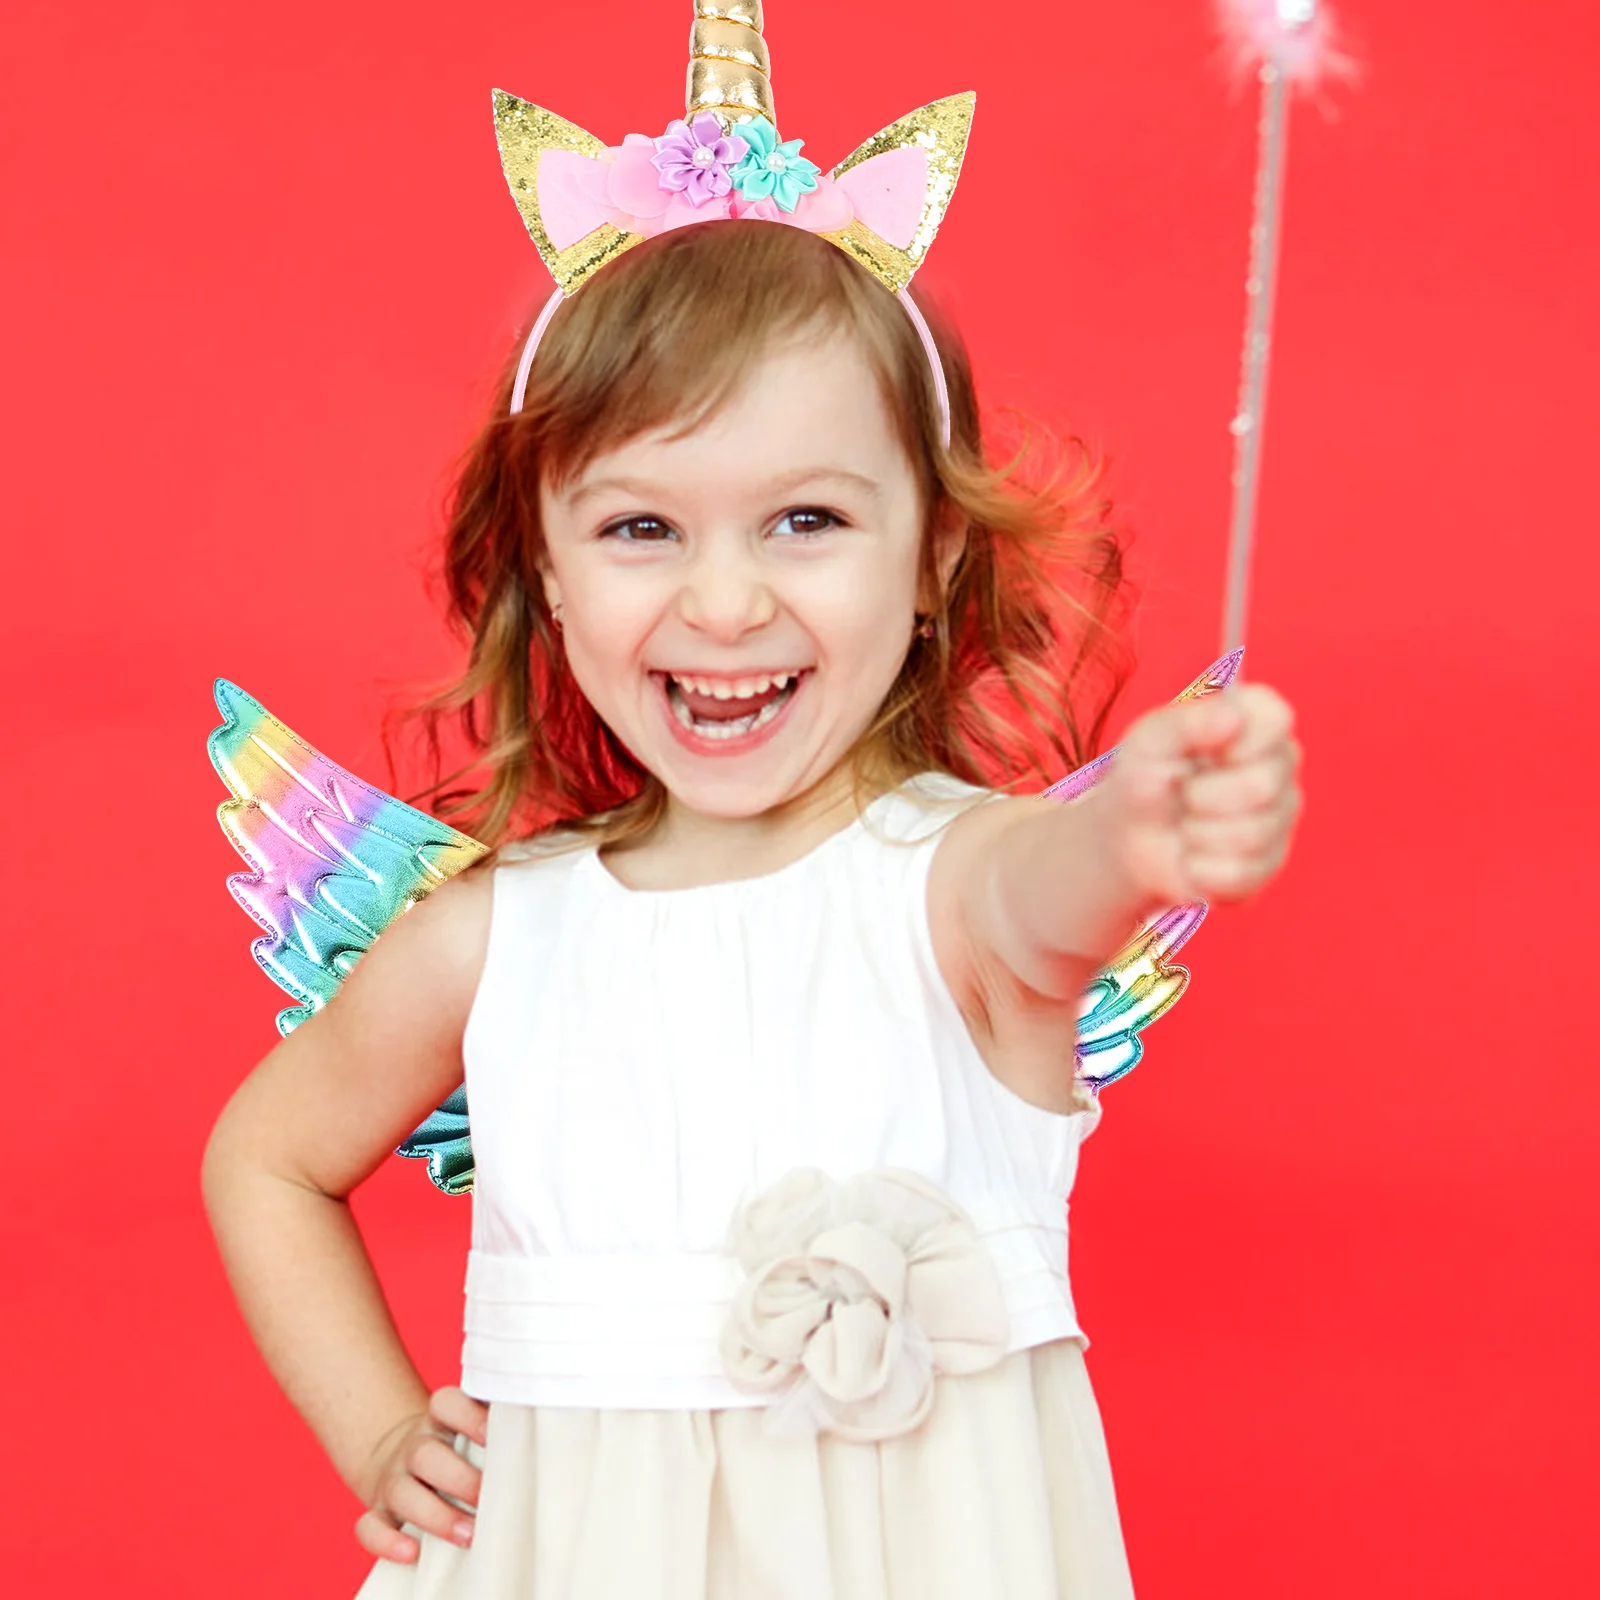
355, 1386, 490, 1564
1108, 683, 1301, 907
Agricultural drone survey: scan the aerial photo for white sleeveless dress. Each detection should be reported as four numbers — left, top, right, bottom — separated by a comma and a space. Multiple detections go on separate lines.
356, 774, 1137, 1599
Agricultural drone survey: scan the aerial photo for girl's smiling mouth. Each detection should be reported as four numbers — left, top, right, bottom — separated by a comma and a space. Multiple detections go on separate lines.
651, 669, 810, 753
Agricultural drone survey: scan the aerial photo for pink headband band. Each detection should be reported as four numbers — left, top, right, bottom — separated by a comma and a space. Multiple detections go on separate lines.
508, 278, 952, 448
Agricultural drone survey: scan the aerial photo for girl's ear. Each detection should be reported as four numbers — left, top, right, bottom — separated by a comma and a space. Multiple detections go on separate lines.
916, 515, 968, 621
929, 511, 969, 605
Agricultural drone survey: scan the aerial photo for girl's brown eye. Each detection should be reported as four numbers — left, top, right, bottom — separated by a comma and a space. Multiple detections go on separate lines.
602, 515, 676, 543
774, 508, 839, 539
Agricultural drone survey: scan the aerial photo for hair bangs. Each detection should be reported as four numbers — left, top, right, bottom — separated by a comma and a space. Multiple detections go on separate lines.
518, 222, 899, 489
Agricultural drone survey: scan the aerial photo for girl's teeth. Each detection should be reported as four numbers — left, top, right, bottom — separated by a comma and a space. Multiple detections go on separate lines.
666, 676, 797, 738
671, 671, 796, 699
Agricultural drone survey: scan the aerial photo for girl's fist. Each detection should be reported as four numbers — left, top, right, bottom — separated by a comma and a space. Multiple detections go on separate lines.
1107, 683, 1301, 908
355, 1385, 490, 1564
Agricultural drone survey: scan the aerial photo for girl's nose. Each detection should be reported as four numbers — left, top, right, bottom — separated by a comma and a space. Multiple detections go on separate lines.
677, 551, 779, 642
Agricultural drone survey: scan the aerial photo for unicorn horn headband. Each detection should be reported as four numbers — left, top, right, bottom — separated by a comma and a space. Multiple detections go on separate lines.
497, 1, 974, 441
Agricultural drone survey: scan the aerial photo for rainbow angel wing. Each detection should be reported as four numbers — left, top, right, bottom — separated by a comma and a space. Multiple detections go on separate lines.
1053, 649, 1243, 1089
209, 681, 488, 1194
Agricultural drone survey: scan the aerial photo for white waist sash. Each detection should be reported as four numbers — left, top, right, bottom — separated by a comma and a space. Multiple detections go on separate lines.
460, 1193, 1084, 1409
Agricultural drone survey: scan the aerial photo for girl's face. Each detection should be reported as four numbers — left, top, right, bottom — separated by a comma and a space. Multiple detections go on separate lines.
539, 330, 948, 822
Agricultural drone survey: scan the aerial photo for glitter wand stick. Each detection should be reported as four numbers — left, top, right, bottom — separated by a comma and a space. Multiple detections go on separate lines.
1217, 0, 1348, 659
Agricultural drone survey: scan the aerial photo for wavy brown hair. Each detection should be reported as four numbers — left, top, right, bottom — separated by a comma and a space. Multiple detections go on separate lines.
410, 221, 1133, 847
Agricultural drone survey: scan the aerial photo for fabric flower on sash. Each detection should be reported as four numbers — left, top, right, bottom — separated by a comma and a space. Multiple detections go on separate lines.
720, 1168, 1010, 1441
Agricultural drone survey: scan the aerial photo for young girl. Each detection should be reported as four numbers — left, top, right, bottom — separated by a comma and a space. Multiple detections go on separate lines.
203, 22, 1300, 1599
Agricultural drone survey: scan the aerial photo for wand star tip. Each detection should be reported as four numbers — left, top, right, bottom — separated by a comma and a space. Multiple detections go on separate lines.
1217, 0, 1354, 87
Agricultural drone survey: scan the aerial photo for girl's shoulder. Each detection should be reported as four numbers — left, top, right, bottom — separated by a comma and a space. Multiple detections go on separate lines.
481, 773, 1004, 902
861, 770, 1006, 846
493, 774, 997, 861
493, 828, 594, 869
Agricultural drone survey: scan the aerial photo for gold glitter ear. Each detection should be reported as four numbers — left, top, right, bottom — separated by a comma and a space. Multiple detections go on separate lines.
820, 93, 977, 294
492, 89, 644, 295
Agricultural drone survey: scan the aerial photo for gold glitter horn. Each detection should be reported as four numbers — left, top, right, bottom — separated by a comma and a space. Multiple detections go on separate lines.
687, 2, 774, 129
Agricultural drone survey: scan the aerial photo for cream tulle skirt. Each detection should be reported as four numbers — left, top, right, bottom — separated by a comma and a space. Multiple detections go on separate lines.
354, 1338, 1134, 1600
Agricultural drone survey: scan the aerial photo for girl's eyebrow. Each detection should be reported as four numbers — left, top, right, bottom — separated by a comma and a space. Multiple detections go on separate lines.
763, 466, 884, 500
566, 466, 884, 509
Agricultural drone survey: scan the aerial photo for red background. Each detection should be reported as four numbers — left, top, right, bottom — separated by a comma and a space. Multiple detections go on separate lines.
4, 0, 1596, 1592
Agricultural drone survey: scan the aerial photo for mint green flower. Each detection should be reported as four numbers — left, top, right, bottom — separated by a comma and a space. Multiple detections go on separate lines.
730, 118, 820, 213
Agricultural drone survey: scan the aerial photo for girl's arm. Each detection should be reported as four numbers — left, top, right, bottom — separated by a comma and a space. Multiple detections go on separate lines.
200, 863, 495, 1562
929, 684, 1301, 1108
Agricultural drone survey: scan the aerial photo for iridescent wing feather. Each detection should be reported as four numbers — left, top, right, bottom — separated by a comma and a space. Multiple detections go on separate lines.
1052, 649, 1243, 1089
208, 680, 488, 1193
1074, 903, 1207, 1088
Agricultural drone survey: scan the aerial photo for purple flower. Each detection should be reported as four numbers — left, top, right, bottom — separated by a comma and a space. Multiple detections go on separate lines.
651, 113, 749, 207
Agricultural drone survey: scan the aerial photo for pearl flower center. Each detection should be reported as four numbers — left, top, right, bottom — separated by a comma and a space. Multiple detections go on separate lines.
767, 152, 788, 172
692, 146, 717, 168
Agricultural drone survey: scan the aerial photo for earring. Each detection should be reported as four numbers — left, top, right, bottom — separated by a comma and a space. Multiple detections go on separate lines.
550, 602, 564, 633
915, 613, 935, 639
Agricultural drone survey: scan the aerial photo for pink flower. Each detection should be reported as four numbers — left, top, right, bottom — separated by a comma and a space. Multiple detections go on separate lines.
729, 176, 854, 234
606, 134, 672, 221
652, 113, 749, 207
655, 191, 734, 234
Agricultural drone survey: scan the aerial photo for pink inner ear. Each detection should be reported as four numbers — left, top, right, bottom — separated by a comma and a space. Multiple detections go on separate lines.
538, 149, 615, 252
834, 145, 930, 251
